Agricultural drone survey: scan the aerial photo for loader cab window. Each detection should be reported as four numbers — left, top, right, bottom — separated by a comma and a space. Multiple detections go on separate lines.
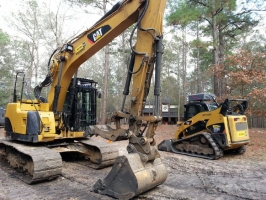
187, 106, 197, 119
207, 103, 218, 111
184, 103, 209, 121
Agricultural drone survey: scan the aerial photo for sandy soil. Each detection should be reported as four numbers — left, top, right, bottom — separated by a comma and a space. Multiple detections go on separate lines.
0, 126, 266, 200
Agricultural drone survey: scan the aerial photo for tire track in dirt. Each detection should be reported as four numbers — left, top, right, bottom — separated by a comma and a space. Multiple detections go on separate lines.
154, 152, 266, 200
1, 127, 266, 200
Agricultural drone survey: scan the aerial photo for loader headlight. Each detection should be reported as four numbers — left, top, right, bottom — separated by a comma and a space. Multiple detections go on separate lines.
185, 121, 191, 125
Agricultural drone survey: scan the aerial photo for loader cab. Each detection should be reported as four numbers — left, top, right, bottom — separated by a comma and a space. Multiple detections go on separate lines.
63, 78, 98, 132
184, 93, 218, 121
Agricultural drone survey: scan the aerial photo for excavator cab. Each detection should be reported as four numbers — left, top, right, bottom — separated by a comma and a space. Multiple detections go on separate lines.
63, 78, 98, 133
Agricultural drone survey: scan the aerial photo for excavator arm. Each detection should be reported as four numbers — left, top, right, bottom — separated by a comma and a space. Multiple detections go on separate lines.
34, 0, 167, 198
36, 0, 146, 113
88, 0, 165, 161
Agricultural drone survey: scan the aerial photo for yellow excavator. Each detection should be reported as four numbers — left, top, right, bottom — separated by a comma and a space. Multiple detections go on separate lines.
0, 0, 167, 199
158, 93, 250, 159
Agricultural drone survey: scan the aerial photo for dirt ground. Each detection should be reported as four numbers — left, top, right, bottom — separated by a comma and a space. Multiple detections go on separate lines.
0, 126, 266, 200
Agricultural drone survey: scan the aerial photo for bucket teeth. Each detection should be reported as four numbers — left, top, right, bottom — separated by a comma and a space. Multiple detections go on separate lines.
94, 154, 167, 199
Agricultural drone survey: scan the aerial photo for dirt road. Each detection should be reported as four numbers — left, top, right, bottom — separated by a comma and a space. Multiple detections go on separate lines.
1, 126, 266, 200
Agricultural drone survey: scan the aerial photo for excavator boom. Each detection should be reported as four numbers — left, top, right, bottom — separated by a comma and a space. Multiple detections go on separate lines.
91, 0, 168, 198
2, 0, 167, 199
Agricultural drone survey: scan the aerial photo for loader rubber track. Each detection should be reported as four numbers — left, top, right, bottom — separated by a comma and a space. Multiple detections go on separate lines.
0, 140, 62, 184
159, 132, 223, 160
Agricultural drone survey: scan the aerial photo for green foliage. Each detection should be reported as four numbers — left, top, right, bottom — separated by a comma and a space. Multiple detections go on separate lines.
0, 30, 12, 107
1, 0, 265, 122
166, 0, 263, 96
0, 31, 10, 45
166, 0, 205, 28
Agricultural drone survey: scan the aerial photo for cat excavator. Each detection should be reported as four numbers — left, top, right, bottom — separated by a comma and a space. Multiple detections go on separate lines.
0, 0, 167, 199
158, 93, 250, 159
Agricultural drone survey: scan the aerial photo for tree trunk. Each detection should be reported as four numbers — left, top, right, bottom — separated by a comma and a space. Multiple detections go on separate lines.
212, 5, 219, 96
218, 27, 225, 97
196, 21, 201, 93
182, 28, 187, 104
100, 45, 110, 124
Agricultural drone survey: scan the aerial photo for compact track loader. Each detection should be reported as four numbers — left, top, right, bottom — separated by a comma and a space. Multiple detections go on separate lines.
158, 93, 249, 159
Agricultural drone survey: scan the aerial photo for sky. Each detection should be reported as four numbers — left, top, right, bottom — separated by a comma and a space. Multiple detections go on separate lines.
0, 0, 102, 38
1, 0, 265, 36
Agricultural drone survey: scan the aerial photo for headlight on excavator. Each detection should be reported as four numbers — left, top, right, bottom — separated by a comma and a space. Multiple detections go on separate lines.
64, 43, 74, 53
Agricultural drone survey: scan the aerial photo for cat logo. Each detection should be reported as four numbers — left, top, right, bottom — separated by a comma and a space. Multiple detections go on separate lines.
93, 28, 103, 41
75, 42, 86, 55
87, 25, 111, 44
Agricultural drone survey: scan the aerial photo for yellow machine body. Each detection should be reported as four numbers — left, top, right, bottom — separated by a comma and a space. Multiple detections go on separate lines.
1, 0, 167, 198
4, 101, 87, 142
159, 93, 249, 159
174, 107, 249, 149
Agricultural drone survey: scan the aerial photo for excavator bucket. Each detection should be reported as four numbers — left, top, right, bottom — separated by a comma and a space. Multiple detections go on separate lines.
157, 139, 174, 152
94, 153, 167, 199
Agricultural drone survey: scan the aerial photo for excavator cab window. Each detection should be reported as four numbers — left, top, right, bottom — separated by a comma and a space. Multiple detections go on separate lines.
80, 86, 97, 127
63, 78, 97, 131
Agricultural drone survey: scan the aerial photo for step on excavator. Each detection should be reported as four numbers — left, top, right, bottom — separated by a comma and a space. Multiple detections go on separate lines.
0, 0, 167, 199
158, 93, 250, 159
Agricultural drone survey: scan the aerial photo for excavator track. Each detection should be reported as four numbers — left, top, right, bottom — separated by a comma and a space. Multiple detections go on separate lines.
77, 137, 120, 169
0, 137, 119, 184
49, 137, 120, 169
0, 140, 62, 184
158, 132, 223, 160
